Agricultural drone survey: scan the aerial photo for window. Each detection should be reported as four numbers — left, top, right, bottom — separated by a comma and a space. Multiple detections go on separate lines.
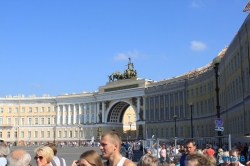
47, 131, 50, 138
0, 117, 3, 125
191, 89, 194, 98
21, 118, 24, 125
0, 108, 3, 113
54, 106, 56, 112
15, 108, 18, 113
41, 118, 44, 125
41, 131, 44, 138
35, 118, 38, 125
8, 108, 12, 113
14, 132, 17, 138
35, 107, 38, 113
21, 131, 24, 138
187, 90, 189, 98
14, 118, 18, 125
128, 115, 131, 122
64, 131, 67, 138
200, 86, 202, 96
29, 107, 32, 113
34, 131, 38, 138
7, 132, 10, 138
28, 118, 32, 125
58, 131, 61, 138
7, 117, 11, 125
48, 107, 50, 112
69, 131, 72, 138
75, 131, 77, 138
196, 88, 198, 97
28, 131, 31, 138
47, 117, 50, 124
54, 117, 56, 124
21, 108, 25, 113
41, 107, 44, 112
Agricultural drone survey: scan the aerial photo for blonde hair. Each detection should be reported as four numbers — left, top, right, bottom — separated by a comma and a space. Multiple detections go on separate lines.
79, 150, 103, 166
34, 146, 54, 162
137, 155, 158, 166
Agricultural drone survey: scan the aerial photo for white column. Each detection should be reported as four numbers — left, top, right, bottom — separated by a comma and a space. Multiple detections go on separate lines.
78, 104, 81, 124
84, 104, 87, 124
89, 103, 92, 123
73, 104, 76, 124
143, 97, 146, 121
97, 102, 100, 123
102, 101, 105, 123
137, 97, 140, 121
68, 105, 71, 124
57, 105, 60, 125
94, 103, 97, 123
62, 105, 65, 124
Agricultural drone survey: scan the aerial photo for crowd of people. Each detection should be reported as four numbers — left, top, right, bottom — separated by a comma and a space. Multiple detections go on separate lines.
140, 139, 250, 166
1, 132, 250, 166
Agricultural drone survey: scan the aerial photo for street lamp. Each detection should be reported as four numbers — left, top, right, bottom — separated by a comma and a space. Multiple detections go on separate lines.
128, 122, 132, 139
213, 56, 222, 148
189, 102, 193, 139
173, 115, 177, 154
53, 126, 56, 144
173, 115, 177, 137
77, 124, 81, 146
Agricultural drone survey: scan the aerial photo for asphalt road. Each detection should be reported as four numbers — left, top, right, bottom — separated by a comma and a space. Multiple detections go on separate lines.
10, 146, 143, 166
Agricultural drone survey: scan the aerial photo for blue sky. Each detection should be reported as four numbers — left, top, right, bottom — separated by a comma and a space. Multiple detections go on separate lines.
0, 0, 248, 97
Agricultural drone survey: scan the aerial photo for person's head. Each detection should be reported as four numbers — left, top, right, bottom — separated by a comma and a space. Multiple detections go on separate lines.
99, 131, 122, 159
46, 143, 57, 156
186, 153, 212, 166
0, 143, 9, 157
144, 148, 152, 155
218, 148, 223, 153
162, 144, 166, 149
7, 149, 31, 166
137, 155, 158, 166
34, 146, 54, 166
229, 149, 240, 165
75, 150, 103, 166
222, 151, 230, 164
185, 140, 196, 154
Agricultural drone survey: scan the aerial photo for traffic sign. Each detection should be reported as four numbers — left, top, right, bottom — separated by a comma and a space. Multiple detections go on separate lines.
215, 126, 224, 131
215, 118, 223, 127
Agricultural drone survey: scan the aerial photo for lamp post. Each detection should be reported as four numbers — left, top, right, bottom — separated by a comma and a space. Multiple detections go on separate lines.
190, 102, 193, 139
78, 124, 81, 146
128, 122, 132, 139
213, 56, 222, 148
53, 126, 56, 144
173, 115, 177, 154
173, 115, 177, 137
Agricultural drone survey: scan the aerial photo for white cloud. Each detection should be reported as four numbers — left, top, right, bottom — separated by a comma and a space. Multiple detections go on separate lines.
191, 1, 200, 8
190, 41, 207, 51
113, 50, 141, 61
190, 0, 205, 8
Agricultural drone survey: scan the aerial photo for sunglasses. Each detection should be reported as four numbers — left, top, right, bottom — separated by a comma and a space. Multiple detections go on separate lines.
34, 156, 43, 160
230, 156, 237, 162
223, 156, 230, 161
